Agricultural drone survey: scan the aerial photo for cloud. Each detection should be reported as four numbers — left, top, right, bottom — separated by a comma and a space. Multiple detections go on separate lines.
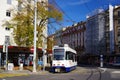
68, 0, 91, 6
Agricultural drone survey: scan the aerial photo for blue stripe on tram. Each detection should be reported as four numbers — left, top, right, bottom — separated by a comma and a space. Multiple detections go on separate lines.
51, 65, 77, 72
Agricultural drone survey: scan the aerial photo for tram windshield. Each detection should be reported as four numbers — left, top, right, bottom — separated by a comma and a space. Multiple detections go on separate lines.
53, 49, 64, 60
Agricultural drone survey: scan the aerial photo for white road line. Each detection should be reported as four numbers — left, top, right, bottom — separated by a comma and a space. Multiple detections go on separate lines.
99, 68, 107, 73
112, 71, 120, 73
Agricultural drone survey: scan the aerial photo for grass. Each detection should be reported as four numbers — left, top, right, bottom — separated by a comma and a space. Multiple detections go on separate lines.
0, 65, 51, 78
0, 73, 28, 78
0, 66, 42, 78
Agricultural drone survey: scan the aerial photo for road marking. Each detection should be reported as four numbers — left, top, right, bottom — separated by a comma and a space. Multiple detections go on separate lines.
99, 68, 107, 73
112, 71, 120, 73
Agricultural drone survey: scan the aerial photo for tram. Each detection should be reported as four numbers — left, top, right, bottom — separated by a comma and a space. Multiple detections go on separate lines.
51, 44, 77, 72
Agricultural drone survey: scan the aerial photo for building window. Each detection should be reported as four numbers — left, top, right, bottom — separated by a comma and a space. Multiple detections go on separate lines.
118, 11, 120, 17
5, 27, 10, 31
7, 0, 12, 4
118, 41, 120, 45
118, 19, 120, 24
6, 10, 11, 17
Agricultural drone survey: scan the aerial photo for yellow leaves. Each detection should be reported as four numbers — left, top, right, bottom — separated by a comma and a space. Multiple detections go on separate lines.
48, 4, 63, 21
3, 1, 63, 47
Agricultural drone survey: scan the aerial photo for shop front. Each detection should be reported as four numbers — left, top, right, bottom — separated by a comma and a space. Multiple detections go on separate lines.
0, 45, 43, 67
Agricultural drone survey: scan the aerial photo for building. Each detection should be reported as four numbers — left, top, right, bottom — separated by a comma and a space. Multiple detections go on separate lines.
110, 5, 120, 54
0, 0, 17, 46
85, 5, 120, 65
106, 5, 120, 64
54, 22, 86, 52
54, 21, 86, 64
53, 5, 120, 65
85, 5, 120, 55
85, 9, 106, 55
54, 28, 66, 45
0, 0, 48, 46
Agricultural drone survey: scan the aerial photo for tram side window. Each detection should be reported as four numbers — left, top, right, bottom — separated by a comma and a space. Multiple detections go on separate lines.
70, 53, 73, 61
66, 51, 70, 60
66, 51, 74, 61
72, 54, 77, 62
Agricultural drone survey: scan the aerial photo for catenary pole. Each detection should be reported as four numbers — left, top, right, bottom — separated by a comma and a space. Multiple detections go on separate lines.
33, 0, 37, 72
5, 43, 8, 70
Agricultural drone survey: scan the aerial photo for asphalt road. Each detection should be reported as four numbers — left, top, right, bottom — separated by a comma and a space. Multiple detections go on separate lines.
0, 67, 120, 80
0, 73, 100, 80
101, 68, 120, 80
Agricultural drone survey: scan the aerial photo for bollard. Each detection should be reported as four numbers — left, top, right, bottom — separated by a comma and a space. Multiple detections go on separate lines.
19, 63, 23, 71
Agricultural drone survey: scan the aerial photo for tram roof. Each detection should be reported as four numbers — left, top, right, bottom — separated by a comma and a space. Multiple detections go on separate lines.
53, 44, 77, 54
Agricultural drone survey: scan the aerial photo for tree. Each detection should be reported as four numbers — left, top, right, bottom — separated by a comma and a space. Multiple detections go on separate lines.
3, 0, 63, 47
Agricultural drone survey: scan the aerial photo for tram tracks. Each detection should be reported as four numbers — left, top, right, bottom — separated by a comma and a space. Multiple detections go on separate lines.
86, 67, 102, 80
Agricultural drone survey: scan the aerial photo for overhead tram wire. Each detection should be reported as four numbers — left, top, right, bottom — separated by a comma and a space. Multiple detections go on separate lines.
95, 0, 109, 11
48, 24, 58, 35
48, 25, 52, 35
48, 19, 67, 35
49, 21, 65, 44
48, 20, 61, 35
111, 0, 120, 6
52, 0, 76, 24
48, 0, 77, 35
49, 0, 92, 34
48, 18, 66, 30
84, 2, 92, 14
48, 0, 94, 35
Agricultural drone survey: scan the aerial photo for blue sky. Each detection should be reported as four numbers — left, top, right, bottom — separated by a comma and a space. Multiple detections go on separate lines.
48, 0, 120, 34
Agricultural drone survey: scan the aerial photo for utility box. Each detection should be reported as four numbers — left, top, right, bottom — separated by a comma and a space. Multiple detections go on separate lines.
8, 63, 14, 71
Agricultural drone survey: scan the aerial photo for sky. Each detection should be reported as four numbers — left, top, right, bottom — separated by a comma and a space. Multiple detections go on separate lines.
48, 0, 120, 35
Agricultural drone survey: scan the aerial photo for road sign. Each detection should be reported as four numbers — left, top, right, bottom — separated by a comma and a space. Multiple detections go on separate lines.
5, 36, 10, 45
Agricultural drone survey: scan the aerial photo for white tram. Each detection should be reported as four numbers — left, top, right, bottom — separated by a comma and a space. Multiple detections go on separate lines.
51, 44, 77, 72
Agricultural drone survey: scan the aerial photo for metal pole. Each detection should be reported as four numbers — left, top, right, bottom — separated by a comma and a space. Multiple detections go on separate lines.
43, 49, 46, 71
5, 44, 8, 70
33, 0, 37, 72
0, 52, 1, 68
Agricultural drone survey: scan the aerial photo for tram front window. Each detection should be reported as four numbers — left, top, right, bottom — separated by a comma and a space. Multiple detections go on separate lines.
53, 49, 64, 60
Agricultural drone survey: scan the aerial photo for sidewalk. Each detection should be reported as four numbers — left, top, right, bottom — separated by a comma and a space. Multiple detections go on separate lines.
0, 66, 104, 78
0, 66, 104, 74
0, 66, 89, 74
0, 66, 52, 75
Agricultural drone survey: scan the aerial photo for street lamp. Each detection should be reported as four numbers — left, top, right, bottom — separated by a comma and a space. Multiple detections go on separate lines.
33, 0, 37, 72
